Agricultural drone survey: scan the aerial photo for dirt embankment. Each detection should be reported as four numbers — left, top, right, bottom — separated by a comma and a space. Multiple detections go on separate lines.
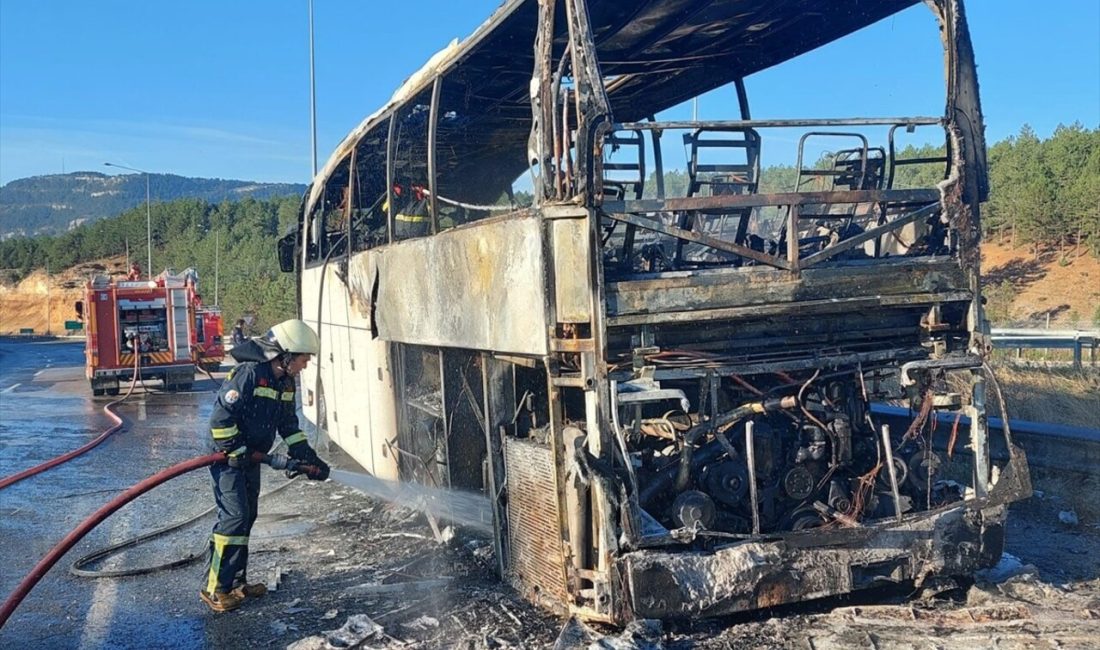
0, 257, 128, 335
982, 242, 1100, 327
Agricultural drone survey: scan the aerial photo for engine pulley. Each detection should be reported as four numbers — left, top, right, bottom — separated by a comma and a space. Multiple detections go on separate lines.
783, 465, 816, 500
671, 490, 716, 529
702, 461, 749, 506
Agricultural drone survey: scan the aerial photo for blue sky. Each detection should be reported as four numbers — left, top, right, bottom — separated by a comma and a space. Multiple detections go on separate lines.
1, 1, 1097, 186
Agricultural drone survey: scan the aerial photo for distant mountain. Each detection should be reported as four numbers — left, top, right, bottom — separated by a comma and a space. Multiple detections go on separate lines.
0, 172, 306, 238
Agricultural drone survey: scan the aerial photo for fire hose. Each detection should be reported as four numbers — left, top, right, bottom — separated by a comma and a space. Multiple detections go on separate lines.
69, 466, 299, 578
0, 451, 320, 628
0, 346, 229, 490
0, 350, 144, 490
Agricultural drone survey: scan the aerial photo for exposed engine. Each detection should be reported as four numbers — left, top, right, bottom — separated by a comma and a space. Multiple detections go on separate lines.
625, 370, 960, 536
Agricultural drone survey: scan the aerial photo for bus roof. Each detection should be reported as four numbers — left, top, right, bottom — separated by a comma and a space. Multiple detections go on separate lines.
310, 0, 920, 204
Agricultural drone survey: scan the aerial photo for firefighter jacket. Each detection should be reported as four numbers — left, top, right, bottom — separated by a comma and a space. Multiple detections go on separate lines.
208, 339, 317, 463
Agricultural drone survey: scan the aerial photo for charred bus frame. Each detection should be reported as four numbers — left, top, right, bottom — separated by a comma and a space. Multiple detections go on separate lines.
282, 0, 1030, 624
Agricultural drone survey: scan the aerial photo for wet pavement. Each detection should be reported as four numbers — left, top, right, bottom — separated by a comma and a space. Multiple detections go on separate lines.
2, 339, 1099, 649
0, 339, 557, 650
0, 339, 223, 648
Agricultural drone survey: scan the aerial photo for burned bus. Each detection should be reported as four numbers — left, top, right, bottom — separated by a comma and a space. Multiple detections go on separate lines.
280, 0, 1030, 623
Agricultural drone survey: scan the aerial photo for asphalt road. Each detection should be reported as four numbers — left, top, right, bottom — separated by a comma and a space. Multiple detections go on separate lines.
0, 339, 229, 647
0, 340, 354, 649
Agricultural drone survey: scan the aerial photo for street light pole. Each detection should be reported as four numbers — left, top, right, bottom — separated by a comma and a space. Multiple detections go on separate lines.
144, 172, 151, 275
214, 229, 220, 306
45, 259, 51, 336
309, 0, 318, 177
104, 162, 153, 277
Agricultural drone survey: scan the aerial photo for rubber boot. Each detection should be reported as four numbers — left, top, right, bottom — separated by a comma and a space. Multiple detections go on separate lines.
199, 589, 244, 612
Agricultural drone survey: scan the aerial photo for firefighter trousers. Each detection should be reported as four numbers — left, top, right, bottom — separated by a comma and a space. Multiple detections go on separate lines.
204, 461, 261, 594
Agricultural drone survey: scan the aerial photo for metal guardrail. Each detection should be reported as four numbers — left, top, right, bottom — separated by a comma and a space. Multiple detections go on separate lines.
991, 328, 1099, 369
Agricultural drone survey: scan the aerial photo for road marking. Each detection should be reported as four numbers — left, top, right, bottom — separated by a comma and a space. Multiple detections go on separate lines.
78, 502, 135, 648
1, 383, 19, 393
138, 402, 147, 421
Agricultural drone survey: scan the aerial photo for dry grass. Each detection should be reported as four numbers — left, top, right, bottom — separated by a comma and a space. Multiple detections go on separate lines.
985, 365, 1100, 429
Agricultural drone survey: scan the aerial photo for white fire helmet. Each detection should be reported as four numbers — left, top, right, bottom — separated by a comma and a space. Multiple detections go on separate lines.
267, 319, 320, 355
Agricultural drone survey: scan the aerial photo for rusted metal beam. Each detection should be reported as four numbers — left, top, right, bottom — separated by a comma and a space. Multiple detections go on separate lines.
607, 291, 972, 327
603, 211, 790, 270
786, 205, 800, 274
800, 203, 940, 268
615, 117, 943, 131
609, 348, 924, 382
604, 189, 940, 214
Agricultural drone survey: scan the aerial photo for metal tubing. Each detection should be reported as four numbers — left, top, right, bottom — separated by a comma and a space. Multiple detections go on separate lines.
970, 369, 991, 497
615, 117, 944, 131
563, 426, 590, 590
385, 115, 396, 243
881, 424, 904, 522
427, 76, 442, 234
745, 420, 760, 535
604, 188, 940, 214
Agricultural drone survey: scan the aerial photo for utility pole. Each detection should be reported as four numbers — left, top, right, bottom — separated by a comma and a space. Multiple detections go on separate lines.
309, 0, 318, 177
104, 162, 154, 276
214, 229, 220, 306
45, 259, 51, 336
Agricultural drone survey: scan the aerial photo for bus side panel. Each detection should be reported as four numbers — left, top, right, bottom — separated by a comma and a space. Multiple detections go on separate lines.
302, 261, 399, 481
372, 215, 550, 357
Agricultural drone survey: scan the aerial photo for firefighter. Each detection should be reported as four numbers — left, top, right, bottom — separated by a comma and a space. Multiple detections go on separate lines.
200, 318, 330, 612
393, 183, 431, 239
230, 319, 247, 347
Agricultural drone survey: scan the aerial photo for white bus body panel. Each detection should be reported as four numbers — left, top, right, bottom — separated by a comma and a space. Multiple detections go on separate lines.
301, 255, 399, 481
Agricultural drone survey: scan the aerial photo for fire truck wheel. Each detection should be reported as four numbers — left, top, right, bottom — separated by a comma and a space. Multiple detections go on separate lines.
92, 387, 105, 397
106, 386, 120, 396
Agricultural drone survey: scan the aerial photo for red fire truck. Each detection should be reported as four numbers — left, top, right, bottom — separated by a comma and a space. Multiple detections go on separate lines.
78, 269, 223, 395
194, 305, 225, 373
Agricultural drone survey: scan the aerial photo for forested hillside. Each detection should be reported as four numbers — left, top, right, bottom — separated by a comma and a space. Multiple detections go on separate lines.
0, 196, 300, 330
0, 172, 306, 237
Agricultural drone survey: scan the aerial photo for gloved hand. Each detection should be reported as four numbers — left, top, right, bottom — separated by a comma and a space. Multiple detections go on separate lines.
225, 446, 251, 470
287, 442, 315, 462
285, 456, 329, 481
307, 457, 330, 481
